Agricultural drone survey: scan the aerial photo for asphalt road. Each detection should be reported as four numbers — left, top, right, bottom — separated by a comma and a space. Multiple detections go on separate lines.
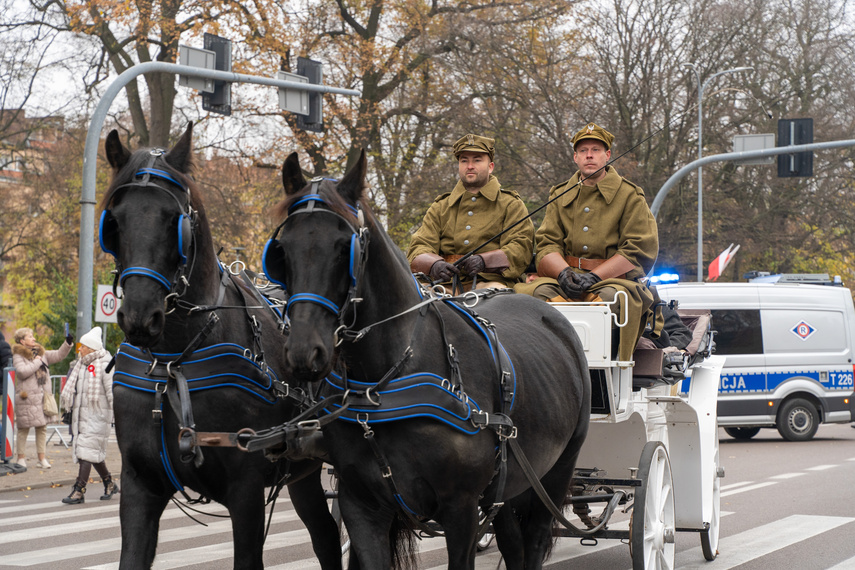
1, 424, 854, 569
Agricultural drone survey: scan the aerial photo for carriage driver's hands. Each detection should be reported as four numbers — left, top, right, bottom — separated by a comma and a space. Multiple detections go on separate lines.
429, 260, 460, 282
558, 268, 601, 299
460, 254, 486, 277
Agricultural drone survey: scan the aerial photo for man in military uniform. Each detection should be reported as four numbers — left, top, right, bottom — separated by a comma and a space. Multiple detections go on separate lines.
407, 134, 534, 292
518, 123, 660, 361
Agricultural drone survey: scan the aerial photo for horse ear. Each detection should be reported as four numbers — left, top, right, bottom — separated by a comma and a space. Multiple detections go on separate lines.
105, 130, 131, 172
165, 122, 194, 173
282, 152, 306, 196
338, 150, 367, 203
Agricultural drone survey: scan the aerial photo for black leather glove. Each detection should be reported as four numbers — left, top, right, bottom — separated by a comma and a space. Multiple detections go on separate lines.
66, 334, 74, 345
557, 268, 584, 299
558, 268, 601, 299
574, 271, 601, 292
429, 260, 460, 282
460, 255, 486, 277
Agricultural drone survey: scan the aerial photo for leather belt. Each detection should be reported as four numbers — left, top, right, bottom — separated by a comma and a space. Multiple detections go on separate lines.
563, 255, 627, 280
564, 255, 606, 271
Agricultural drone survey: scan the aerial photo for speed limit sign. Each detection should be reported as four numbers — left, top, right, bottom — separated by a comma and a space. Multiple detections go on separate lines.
96, 284, 123, 323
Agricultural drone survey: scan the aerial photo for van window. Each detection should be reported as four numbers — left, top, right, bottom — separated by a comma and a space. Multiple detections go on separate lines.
711, 309, 764, 355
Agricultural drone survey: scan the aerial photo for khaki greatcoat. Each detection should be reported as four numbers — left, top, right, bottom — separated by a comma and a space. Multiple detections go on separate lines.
520, 166, 659, 361
407, 175, 534, 288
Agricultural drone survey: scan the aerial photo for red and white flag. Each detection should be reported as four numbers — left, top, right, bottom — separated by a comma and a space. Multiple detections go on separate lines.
708, 243, 740, 281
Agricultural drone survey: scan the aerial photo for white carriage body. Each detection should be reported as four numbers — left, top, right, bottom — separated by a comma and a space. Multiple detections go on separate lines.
552, 301, 724, 533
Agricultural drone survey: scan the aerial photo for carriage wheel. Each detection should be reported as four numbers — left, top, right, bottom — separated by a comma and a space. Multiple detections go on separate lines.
701, 433, 722, 561
630, 441, 675, 570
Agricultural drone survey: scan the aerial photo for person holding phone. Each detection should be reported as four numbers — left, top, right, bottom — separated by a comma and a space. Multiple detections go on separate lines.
11, 327, 74, 469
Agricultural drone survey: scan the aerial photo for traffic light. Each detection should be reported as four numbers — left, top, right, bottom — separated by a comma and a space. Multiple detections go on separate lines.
295, 57, 323, 132
777, 118, 813, 177
202, 33, 232, 117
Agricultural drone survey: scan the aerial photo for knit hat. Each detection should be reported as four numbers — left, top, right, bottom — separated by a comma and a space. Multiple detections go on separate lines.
79, 326, 103, 351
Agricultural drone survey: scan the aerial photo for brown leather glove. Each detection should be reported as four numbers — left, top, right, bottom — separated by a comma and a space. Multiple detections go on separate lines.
430, 260, 459, 282
460, 255, 486, 276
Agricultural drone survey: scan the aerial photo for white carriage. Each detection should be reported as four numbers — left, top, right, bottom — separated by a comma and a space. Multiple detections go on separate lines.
550, 295, 724, 569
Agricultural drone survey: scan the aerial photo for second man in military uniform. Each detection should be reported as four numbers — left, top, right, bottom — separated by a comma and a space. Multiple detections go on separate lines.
518, 123, 660, 361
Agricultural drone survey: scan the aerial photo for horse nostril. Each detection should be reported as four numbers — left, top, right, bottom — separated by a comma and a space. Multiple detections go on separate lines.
146, 310, 166, 338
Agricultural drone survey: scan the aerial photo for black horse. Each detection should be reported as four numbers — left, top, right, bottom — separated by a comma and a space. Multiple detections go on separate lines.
100, 124, 341, 570
262, 151, 591, 569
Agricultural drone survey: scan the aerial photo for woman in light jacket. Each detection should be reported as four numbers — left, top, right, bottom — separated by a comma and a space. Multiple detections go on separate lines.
12, 327, 73, 469
60, 326, 118, 504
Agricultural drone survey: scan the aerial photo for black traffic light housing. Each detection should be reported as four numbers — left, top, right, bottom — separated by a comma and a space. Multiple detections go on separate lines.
777, 118, 813, 177
295, 57, 324, 133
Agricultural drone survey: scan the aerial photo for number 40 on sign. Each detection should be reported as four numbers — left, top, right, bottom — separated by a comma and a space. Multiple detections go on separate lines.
96, 284, 123, 324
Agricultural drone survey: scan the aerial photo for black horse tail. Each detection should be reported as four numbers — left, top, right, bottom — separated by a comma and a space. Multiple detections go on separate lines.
390, 514, 418, 570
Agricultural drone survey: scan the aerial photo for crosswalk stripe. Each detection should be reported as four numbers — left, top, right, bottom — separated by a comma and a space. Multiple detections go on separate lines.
83, 527, 313, 570
0, 510, 297, 567
721, 481, 776, 497
675, 515, 855, 570
770, 472, 806, 480
806, 464, 838, 471
0, 501, 235, 544
826, 555, 855, 569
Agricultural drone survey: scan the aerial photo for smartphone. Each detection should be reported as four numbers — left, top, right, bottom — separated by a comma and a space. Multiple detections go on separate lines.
64, 322, 69, 337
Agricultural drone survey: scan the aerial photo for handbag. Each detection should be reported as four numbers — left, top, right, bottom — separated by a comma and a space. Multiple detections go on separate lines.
43, 390, 59, 417
61, 410, 72, 425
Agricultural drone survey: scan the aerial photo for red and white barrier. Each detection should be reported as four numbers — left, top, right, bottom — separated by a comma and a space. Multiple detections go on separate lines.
2, 368, 14, 462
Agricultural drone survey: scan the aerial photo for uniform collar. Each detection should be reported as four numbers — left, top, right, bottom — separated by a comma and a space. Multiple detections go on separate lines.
449, 175, 501, 204
564, 166, 621, 205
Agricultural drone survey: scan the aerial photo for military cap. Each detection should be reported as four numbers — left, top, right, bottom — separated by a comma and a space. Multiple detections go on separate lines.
571, 123, 615, 150
452, 134, 495, 161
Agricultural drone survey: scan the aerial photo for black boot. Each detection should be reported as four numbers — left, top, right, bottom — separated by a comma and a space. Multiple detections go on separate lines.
100, 477, 119, 500
62, 483, 86, 504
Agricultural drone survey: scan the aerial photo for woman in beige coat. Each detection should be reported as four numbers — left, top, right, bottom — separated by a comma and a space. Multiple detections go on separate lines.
12, 327, 73, 468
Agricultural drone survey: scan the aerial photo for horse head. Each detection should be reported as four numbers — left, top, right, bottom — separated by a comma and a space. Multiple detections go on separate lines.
100, 123, 213, 347
263, 151, 370, 384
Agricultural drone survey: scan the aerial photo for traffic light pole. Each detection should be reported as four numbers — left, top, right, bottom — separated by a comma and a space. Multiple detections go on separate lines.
75, 61, 360, 339
650, 138, 855, 221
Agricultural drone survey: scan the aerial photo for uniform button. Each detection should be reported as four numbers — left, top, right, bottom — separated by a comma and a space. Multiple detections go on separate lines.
465, 225, 471, 230
584, 207, 590, 213
464, 240, 470, 245
583, 226, 589, 232
582, 245, 589, 252
468, 211, 474, 216
471, 196, 477, 202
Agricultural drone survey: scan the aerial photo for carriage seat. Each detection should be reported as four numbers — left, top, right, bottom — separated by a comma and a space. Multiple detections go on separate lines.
631, 309, 713, 389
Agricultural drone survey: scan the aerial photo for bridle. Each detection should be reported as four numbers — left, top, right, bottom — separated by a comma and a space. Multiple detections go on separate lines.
262, 178, 370, 344
100, 149, 198, 310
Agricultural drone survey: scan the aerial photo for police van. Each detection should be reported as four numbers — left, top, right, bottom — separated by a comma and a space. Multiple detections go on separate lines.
656, 273, 855, 441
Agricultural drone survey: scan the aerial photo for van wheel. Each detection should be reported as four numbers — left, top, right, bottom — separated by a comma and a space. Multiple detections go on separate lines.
724, 427, 761, 440
777, 398, 819, 441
